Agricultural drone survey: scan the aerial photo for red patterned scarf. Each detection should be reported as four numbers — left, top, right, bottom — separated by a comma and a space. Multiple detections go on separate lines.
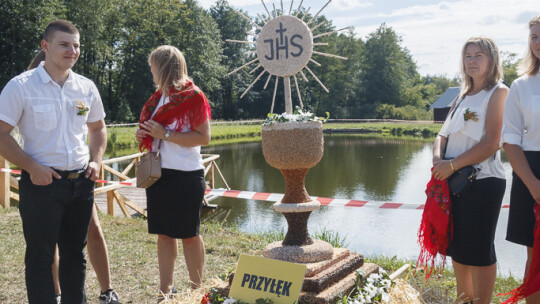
139, 80, 211, 152
416, 171, 453, 279
499, 204, 540, 303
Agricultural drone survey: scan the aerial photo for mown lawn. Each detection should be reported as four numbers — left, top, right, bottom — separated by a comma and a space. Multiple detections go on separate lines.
0, 207, 522, 303
106, 121, 442, 150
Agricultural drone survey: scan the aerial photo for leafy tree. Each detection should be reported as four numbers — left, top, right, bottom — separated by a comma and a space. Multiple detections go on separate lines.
359, 24, 417, 112
0, 0, 65, 86
502, 51, 520, 86
210, 0, 253, 119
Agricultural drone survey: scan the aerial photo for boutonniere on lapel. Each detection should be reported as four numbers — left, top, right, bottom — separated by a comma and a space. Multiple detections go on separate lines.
75, 99, 89, 116
464, 108, 478, 122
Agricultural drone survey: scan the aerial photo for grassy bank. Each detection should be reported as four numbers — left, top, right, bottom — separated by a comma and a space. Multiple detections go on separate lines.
0, 208, 521, 303
106, 121, 441, 150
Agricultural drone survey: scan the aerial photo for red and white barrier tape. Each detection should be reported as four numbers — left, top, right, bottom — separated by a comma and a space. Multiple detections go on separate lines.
1, 168, 511, 209
0, 168, 21, 174
203, 189, 511, 210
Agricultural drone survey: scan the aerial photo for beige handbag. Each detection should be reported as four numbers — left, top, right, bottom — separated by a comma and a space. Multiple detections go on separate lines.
136, 140, 162, 188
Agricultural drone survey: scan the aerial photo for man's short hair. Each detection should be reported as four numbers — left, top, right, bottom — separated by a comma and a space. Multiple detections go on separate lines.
43, 19, 79, 42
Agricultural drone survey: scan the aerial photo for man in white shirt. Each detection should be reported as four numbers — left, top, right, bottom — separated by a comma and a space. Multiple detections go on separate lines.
0, 20, 106, 304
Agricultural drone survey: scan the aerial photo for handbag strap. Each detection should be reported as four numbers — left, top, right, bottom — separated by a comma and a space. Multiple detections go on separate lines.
443, 95, 464, 158
449, 95, 465, 119
155, 139, 162, 156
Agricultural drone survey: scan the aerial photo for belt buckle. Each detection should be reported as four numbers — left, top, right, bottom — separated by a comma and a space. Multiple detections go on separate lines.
67, 172, 81, 179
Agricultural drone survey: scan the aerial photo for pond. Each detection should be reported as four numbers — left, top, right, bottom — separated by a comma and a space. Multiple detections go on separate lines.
103, 134, 524, 277
197, 135, 524, 278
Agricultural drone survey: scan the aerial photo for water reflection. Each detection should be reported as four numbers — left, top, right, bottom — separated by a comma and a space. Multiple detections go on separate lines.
107, 135, 524, 276
201, 135, 523, 277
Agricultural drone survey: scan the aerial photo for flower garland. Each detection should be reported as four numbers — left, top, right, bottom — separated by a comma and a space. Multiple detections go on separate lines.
201, 288, 274, 304
202, 269, 394, 304
262, 107, 329, 126
339, 268, 395, 304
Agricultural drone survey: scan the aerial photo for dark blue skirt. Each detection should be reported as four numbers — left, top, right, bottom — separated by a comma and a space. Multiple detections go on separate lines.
506, 151, 540, 248
146, 168, 205, 239
447, 177, 505, 266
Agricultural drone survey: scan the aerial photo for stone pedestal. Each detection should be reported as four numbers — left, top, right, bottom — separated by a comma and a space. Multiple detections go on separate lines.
217, 121, 376, 303
261, 121, 334, 262
216, 249, 379, 304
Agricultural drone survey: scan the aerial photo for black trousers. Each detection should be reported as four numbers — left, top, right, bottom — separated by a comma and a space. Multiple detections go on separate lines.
19, 171, 94, 304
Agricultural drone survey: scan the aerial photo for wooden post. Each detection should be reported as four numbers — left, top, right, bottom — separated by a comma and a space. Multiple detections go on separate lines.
210, 162, 215, 189
0, 155, 9, 208
107, 191, 115, 216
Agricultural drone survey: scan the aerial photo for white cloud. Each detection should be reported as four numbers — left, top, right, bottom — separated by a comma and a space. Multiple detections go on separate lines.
345, 0, 537, 76
331, 0, 373, 11
199, 0, 537, 76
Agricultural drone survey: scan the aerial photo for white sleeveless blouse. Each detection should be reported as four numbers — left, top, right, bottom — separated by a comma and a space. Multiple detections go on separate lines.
439, 83, 506, 180
150, 95, 204, 171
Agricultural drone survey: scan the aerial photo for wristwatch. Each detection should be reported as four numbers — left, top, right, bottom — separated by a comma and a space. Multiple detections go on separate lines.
164, 130, 171, 140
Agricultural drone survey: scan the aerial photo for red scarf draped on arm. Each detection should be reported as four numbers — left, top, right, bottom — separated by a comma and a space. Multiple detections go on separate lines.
499, 204, 540, 303
138, 80, 211, 152
416, 171, 453, 280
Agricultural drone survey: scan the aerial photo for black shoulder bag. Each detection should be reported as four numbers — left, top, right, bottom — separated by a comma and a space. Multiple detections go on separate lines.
444, 96, 479, 197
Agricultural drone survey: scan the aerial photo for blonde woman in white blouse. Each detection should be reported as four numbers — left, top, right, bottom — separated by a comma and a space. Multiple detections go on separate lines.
501, 15, 540, 303
432, 36, 508, 304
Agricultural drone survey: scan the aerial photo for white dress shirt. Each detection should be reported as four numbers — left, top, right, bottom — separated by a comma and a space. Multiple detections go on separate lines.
150, 95, 204, 171
0, 63, 106, 170
502, 72, 540, 150
439, 83, 506, 180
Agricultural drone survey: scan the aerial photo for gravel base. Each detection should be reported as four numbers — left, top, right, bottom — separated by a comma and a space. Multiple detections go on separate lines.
262, 239, 334, 263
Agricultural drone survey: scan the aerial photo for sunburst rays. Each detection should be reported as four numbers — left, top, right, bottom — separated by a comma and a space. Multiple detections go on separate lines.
226, 0, 349, 114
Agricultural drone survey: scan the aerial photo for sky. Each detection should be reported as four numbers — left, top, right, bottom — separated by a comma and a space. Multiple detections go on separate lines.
198, 0, 538, 78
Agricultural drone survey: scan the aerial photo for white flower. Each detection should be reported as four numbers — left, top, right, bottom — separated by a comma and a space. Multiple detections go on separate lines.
223, 298, 236, 304
366, 285, 378, 298
381, 279, 392, 289
382, 292, 391, 302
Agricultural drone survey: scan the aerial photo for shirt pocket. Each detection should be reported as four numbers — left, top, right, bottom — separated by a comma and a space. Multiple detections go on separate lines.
72, 99, 89, 122
32, 104, 57, 130
459, 106, 485, 142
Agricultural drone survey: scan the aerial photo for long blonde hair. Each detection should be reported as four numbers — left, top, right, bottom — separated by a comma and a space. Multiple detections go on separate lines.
27, 50, 46, 70
148, 45, 190, 93
459, 36, 503, 96
518, 15, 540, 76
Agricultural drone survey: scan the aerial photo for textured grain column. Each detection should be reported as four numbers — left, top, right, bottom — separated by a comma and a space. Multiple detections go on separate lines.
280, 168, 311, 204
282, 212, 313, 246
284, 76, 293, 114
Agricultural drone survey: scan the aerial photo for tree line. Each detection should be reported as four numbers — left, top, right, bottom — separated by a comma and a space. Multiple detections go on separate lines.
0, 0, 520, 122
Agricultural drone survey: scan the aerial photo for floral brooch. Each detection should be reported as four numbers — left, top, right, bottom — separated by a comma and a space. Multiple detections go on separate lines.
75, 99, 89, 116
463, 108, 478, 122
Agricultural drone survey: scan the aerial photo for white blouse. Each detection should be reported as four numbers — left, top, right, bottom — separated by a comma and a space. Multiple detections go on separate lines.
501, 72, 540, 151
439, 83, 506, 180
150, 95, 204, 171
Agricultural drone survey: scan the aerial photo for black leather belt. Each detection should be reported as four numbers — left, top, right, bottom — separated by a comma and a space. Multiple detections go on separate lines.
53, 168, 86, 179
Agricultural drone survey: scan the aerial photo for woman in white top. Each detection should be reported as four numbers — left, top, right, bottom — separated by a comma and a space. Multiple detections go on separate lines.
501, 15, 540, 303
432, 36, 509, 304
135, 45, 211, 299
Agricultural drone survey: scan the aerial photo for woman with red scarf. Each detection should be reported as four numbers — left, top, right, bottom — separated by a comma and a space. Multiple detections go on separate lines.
135, 45, 211, 300
428, 37, 508, 304
501, 15, 540, 304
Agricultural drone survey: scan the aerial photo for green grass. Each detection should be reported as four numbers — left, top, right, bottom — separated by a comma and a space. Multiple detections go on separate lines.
324, 122, 441, 139
106, 124, 264, 150
363, 255, 524, 304
105, 121, 441, 151
0, 208, 522, 303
